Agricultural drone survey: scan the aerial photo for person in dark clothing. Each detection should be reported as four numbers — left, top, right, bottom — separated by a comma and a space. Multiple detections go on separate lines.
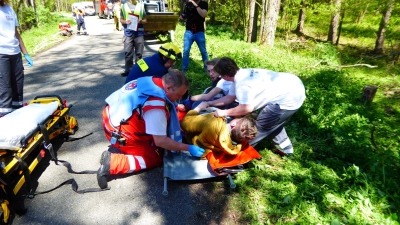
180, 0, 209, 73
125, 43, 182, 83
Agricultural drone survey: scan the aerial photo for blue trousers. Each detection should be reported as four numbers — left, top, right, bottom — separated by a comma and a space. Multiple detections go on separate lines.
182, 30, 208, 72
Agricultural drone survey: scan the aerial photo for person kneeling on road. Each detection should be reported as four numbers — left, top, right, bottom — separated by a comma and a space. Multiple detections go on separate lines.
97, 69, 205, 189
125, 43, 182, 83
181, 101, 258, 159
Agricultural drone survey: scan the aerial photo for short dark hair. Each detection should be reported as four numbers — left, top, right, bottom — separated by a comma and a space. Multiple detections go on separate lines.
205, 58, 219, 66
163, 69, 189, 90
213, 57, 239, 77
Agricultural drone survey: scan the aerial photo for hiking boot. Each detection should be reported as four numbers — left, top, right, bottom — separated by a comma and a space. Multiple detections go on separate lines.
121, 70, 129, 77
97, 151, 111, 189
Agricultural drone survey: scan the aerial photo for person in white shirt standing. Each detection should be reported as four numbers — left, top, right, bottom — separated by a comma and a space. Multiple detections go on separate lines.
209, 57, 306, 156
0, 0, 33, 117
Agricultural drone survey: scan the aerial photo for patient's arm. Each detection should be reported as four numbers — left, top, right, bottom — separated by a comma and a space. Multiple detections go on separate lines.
191, 87, 222, 102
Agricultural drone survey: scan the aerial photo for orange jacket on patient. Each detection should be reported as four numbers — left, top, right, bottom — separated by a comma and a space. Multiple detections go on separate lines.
180, 110, 242, 158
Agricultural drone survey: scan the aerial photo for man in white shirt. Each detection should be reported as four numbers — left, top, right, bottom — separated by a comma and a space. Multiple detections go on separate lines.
0, 0, 33, 117
208, 57, 306, 156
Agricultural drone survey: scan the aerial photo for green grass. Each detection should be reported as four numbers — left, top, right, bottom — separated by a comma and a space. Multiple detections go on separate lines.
22, 14, 400, 224
172, 23, 399, 224
21, 12, 76, 56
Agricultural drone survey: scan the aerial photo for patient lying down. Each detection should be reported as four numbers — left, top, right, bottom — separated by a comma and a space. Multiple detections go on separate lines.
180, 102, 257, 159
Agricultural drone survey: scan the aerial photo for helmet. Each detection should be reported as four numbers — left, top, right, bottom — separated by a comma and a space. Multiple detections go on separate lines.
158, 43, 182, 61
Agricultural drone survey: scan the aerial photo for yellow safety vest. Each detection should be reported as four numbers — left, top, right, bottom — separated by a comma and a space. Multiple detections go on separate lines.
122, 2, 144, 20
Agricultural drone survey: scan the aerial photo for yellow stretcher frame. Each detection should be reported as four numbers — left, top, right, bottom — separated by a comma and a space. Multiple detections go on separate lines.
0, 95, 78, 223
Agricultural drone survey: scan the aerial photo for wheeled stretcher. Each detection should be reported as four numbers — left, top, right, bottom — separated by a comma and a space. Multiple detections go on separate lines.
0, 95, 78, 224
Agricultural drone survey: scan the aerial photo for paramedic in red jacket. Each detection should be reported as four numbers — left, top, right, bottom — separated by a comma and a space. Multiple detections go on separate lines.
97, 69, 205, 189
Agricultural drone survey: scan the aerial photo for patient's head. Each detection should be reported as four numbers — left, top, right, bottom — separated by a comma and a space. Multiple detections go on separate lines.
230, 117, 258, 143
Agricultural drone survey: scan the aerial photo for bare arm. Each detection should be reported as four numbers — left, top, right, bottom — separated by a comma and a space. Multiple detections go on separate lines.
207, 95, 236, 107
153, 135, 190, 152
215, 104, 254, 117
189, 0, 207, 18
191, 87, 222, 102
15, 28, 28, 55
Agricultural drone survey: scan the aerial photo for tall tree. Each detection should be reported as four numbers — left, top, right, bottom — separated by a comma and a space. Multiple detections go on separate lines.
209, 0, 216, 24
260, 0, 281, 47
259, 0, 266, 40
373, 0, 394, 54
295, 0, 307, 34
247, 0, 257, 42
327, 0, 341, 44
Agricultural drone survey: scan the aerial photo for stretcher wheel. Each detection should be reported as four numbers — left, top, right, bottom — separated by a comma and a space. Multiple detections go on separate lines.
69, 126, 78, 135
162, 190, 168, 196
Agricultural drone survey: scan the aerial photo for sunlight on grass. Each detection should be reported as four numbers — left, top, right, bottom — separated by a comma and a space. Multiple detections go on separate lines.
23, 13, 400, 224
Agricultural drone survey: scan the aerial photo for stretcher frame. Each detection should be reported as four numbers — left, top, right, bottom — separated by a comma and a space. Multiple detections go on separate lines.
0, 95, 78, 223
162, 150, 241, 196
162, 107, 246, 196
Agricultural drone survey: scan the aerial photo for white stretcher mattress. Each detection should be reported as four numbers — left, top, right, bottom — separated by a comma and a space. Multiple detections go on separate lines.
0, 101, 59, 150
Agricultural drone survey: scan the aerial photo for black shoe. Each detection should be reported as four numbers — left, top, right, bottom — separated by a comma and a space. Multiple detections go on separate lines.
97, 151, 111, 189
121, 71, 129, 77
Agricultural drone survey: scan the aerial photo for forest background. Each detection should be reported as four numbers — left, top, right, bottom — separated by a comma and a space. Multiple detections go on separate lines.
6, 0, 400, 224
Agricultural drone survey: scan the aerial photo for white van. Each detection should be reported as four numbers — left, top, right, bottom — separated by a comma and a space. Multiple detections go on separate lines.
71, 2, 96, 16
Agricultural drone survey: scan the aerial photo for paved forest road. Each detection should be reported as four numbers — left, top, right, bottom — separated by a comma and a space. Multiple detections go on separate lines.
12, 16, 237, 225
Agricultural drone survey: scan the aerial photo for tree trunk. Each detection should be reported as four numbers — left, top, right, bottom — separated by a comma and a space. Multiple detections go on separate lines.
251, 2, 259, 42
335, 9, 345, 45
247, 0, 256, 43
373, 0, 394, 55
295, 0, 306, 34
209, 0, 215, 24
356, 3, 369, 24
261, 0, 281, 47
362, 85, 378, 102
327, 0, 341, 44
259, 0, 266, 41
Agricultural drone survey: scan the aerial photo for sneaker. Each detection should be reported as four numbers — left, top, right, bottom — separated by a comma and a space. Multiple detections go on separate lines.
97, 151, 111, 189
269, 144, 292, 157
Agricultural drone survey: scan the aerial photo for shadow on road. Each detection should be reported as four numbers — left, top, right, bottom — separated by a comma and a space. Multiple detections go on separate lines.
14, 19, 234, 225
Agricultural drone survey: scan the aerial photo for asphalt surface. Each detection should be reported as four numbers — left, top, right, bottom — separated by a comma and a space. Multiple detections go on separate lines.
11, 16, 236, 225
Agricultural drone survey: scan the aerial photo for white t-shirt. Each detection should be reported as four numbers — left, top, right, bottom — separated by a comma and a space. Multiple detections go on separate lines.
0, 4, 20, 55
143, 108, 167, 135
228, 69, 306, 110
216, 79, 233, 96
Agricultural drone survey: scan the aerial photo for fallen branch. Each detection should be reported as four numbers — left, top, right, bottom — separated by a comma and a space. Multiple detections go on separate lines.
306, 60, 324, 69
339, 64, 378, 68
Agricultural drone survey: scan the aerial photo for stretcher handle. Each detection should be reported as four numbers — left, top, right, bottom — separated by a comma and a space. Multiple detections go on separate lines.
34, 95, 64, 107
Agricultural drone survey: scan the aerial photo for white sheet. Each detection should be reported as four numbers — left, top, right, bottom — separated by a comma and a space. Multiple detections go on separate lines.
0, 101, 59, 150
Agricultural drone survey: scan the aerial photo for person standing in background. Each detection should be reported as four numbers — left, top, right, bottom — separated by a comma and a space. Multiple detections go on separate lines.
113, 0, 122, 31
73, 5, 88, 35
0, 0, 33, 117
120, 0, 147, 77
180, 0, 209, 73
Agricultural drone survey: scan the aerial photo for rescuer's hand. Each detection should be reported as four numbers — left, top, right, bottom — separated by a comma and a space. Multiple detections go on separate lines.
24, 54, 33, 67
188, 145, 205, 157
